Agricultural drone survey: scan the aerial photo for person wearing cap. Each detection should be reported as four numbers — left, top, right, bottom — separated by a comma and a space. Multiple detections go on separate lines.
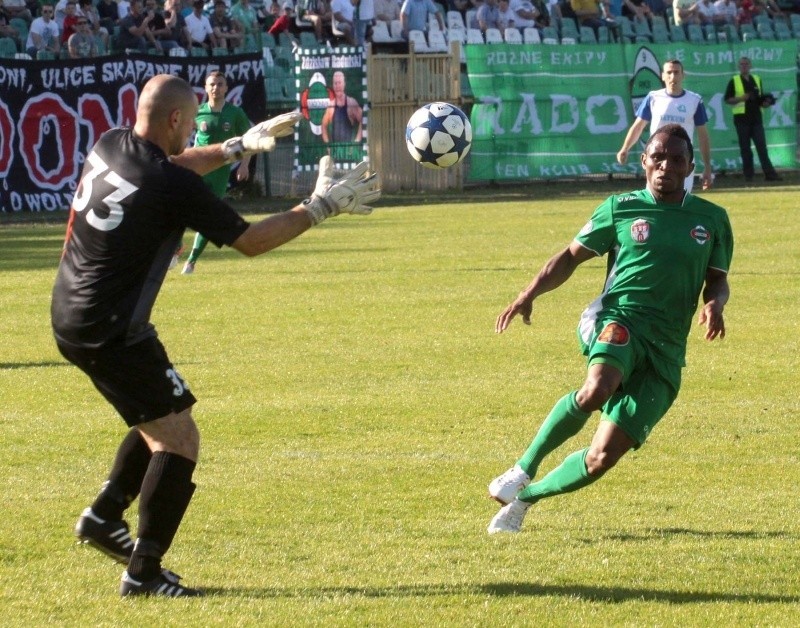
185, 0, 218, 50
267, 0, 294, 33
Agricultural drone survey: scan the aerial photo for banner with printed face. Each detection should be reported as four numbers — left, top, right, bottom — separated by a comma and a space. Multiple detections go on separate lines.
295, 46, 367, 171
466, 41, 798, 181
0, 52, 266, 213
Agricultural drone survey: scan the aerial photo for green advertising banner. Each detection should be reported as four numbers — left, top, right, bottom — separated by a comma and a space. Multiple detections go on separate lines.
295, 46, 367, 171
466, 41, 798, 181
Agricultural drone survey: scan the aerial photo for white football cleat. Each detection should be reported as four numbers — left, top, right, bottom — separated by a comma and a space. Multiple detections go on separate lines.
488, 498, 531, 534
488, 465, 531, 505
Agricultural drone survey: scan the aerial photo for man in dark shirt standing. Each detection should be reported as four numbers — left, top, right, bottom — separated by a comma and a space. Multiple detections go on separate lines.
724, 56, 782, 182
52, 74, 380, 597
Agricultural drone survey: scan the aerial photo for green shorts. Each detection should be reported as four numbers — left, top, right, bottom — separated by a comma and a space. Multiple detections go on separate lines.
578, 318, 681, 446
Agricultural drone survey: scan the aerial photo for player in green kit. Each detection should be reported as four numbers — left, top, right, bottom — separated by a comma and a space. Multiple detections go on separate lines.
487, 124, 733, 533
182, 71, 253, 275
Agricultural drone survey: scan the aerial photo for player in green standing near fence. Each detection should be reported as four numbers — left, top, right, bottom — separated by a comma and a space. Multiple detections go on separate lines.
182, 71, 253, 275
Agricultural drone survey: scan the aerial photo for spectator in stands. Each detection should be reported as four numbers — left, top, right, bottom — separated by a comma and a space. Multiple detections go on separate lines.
570, 0, 617, 36
621, 0, 651, 21
400, 0, 443, 36
118, 0, 158, 51
448, 0, 469, 18
298, 0, 333, 42
696, 0, 724, 24
211, 0, 243, 49
756, 0, 784, 19
496, 0, 516, 27
643, 0, 667, 18
673, 0, 701, 27
163, 0, 190, 47
78, 0, 109, 52
60, 1, 80, 42
68, 15, 99, 55
185, 0, 217, 49
511, 0, 540, 29
118, 0, 131, 18
267, 0, 294, 34
97, 0, 120, 30
713, 0, 737, 24
26, 4, 60, 56
0, 0, 24, 50
476, 0, 499, 30
375, 0, 399, 22
331, 0, 356, 43
230, 0, 260, 36
4, 0, 32, 23
356, 0, 375, 45
144, 0, 181, 51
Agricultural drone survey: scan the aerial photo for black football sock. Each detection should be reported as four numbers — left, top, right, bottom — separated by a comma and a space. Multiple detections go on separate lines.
128, 452, 196, 581
91, 428, 152, 521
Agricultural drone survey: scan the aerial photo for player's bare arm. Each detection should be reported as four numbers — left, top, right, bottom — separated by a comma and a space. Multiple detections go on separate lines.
697, 267, 729, 341
617, 118, 648, 165
496, 241, 596, 333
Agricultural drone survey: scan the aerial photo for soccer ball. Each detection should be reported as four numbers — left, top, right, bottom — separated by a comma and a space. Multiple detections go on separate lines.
405, 102, 472, 169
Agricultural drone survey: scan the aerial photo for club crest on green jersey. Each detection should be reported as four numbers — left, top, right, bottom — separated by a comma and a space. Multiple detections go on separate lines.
631, 218, 650, 243
691, 225, 710, 244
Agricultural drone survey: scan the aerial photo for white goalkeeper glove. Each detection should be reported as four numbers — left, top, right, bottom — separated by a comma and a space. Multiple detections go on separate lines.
222, 111, 303, 163
304, 156, 381, 225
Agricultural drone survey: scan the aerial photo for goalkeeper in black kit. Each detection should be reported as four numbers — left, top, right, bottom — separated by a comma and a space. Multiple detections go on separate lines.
51, 74, 380, 598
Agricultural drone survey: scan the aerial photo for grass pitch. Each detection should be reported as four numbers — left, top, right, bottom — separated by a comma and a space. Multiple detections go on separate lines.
1, 179, 799, 626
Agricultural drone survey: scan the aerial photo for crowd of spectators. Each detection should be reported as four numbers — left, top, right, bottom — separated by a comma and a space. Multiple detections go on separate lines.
1, 0, 798, 59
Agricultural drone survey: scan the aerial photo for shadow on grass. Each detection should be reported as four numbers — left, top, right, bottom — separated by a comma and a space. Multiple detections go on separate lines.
0, 361, 68, 370
601, 528, 791, 542
199, 581, 799, 604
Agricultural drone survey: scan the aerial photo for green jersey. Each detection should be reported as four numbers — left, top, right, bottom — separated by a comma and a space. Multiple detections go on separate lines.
195, 101, 251, 197
574, 189, 733, 368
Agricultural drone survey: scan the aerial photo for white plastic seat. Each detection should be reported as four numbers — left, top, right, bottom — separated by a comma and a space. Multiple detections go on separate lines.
504, 27, 522, 43
560, 36, 576, 44
447, 26, 466, 44
168, 46, 188, 57
466, 28, 484, 44
371, 20, 392, 43
427, 29, 448, 52
485, 27, 503, 43
389, 19, 403, 41
408, 29, 430, 52
447, 10, 465, 30
523, 27, 541, 43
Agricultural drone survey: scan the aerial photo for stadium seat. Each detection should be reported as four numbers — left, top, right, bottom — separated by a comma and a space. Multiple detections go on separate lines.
597, 25, 610, 43
559, 17, 579, 39
0, 37, 17, 58
10, 17, 28, 42
408, 29, 430, 52
371, 20, 392, 42
579, 26, 597, 43
686, 24, 704, 43
560, 36, 577, 44
466, 28, 484, 44
465, 8, 477, 29
299, 31, 318, 47
190, 46, 208, 56
447, 10, 465, 30
703, 24, 717, 43
723, 23, 740, 42
739, 23, 757, 41
428, 13, 442, 32
790, 13, 800, 37
485, 27, 503, 43
448, 26, 467, 45
541, 26, 558, 42
36, 49, 56, 60
212, 46, 229, 56
523, 27, 541, 44
618, 15, 635, 42
504, 27, 522, 43
634, 19, 652, 41
757, 22, 776, 40
651, 15, 667, 32
774, 21, 791, 40
427, 29, 448, 51
390, 19, 404, 41
669, 24, 686, 42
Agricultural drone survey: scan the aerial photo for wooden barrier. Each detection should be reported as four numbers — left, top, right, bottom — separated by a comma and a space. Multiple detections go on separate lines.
366, 41, 467, 192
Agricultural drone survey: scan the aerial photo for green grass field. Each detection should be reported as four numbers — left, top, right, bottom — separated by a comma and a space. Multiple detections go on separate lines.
1, 179, 799, 626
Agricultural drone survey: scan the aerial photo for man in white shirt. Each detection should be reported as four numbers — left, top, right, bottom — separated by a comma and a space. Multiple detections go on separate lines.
617, 59, 713, 193
26, 4, 60, 56
185, 0, 217, 49
511, 0, 539, 29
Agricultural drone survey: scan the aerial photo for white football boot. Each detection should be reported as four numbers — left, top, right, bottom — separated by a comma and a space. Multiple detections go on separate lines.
488, 465, 531, 505
488, 498, 531, 534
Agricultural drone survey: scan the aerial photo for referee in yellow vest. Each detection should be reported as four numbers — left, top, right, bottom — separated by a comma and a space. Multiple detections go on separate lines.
724, 56, 782, 183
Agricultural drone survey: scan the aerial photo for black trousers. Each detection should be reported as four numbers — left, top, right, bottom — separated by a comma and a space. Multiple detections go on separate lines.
734, 117, 777, 179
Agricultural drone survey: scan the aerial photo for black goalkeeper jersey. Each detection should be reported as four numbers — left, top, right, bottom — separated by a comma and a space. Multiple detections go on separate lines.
51, 128, 249, 348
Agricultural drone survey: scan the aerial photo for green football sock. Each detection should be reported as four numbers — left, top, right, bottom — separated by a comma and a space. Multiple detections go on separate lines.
187, 233, 209, 264
516, 391, 591, 478
518, 447, 597, 504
